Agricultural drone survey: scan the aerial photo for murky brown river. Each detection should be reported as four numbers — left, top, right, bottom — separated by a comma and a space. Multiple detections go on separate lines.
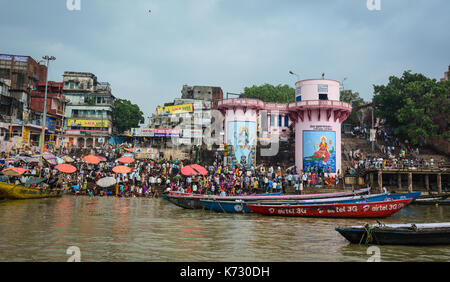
0, 196, 449, 262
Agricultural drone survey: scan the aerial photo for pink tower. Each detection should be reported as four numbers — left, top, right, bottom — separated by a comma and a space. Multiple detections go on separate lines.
288, 79, 351, 175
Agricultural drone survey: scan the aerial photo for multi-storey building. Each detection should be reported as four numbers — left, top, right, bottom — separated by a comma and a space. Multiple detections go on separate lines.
0, 54, 48, 152
441, 66, 449, 82
62, 72, 115, 149
134, 85, 224, 150
30, 81, 67, 146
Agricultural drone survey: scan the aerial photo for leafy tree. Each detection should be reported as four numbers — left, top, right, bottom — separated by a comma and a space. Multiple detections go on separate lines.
340, 89, 366, 125
240, 84, 295, 103
373, 71, 450, 145
112, 98, 145, 134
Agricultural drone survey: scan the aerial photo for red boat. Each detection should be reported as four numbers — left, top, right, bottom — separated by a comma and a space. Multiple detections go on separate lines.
246, 198, 413, 218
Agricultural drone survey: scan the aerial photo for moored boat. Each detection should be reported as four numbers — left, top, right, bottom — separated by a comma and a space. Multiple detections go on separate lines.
163, 188, 371, 209
199, 192, 421, 213
336, 222, 450, 245
246, 198, 412, 218
0, 181, 63, 200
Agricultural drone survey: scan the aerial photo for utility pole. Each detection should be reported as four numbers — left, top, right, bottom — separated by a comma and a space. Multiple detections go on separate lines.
371, 107, 375, 152
39, 55, 56, 167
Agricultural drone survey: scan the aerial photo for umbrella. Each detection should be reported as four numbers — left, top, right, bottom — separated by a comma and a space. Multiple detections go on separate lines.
116, 156, 134, 164
56, 156, 65, 164
84, 155, 100, 165
43, 152, 56, 160
112, 166, 132, 174
97, 156, 107, 162
55, 164, 77, 174
96, 177, 116, 188
2, 167, 30, 176
63, 156, 74, 163
181, 164, 208, 176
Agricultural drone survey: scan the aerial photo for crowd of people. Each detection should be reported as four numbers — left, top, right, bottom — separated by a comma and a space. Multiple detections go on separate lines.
346, 126, 448, 176
1, 143, 344, 198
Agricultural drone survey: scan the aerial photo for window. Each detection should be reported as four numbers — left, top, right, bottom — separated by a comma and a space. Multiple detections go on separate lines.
296, 96, 302, 102
270, 116, 274, 126
278, 115, 282, 127
318, 84, 328, 92
284, 116, 289, 127
319, 94, 328, 100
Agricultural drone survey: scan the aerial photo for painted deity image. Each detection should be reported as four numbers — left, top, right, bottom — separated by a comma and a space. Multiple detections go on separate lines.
303, 131, 336, 173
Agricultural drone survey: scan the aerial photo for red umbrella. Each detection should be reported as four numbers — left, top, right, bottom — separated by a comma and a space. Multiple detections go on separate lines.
97, 156, 107, 162
55, 164, 77, 174
181, 165, 208, 176
116, 156, 134, 164
112, 166, 133, 174
2, 167, 30, 176
84, 155, 100, 165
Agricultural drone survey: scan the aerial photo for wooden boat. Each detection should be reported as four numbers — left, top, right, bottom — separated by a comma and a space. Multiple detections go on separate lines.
336, 222, 450, 245
413, 195, 450, 205
0, 181, 63, 200
200, 192, 421, 213
163, 188, 371, 210
246, 198, 412, 218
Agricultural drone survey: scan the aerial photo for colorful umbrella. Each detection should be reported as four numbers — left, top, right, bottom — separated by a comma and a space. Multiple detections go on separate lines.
181, 164, 208, 176
55, 164, 77, 174
96, 177, 116, 188
63, 156, 74, 163
83, 155, 100, 165
2, 167, 30, 176
112, 166, 133, 174
97, 156, 107, 162
116, 156, 134, 164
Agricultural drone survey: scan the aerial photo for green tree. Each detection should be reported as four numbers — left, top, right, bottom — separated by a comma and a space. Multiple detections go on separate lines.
240, 84, 295, 103
340, 89, 366, 125
112, 99, 145, 134
373, 71, 450, 145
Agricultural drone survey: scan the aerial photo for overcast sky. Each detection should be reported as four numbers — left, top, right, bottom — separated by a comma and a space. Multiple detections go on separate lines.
1, 0, 449, 121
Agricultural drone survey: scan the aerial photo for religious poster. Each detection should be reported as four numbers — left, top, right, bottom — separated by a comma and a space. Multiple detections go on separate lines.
303, 130, 336, 173
227, 121, 256, 169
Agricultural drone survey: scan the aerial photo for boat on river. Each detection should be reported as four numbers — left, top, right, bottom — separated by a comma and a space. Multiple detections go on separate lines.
336, 222, 450, 245
246, 198, 412, 218
163, 188, 371, 209
0, 181, 63, 200
199, 192, 421, 213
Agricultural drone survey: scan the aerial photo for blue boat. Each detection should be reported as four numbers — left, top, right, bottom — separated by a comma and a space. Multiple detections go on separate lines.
199, 192, 421, 213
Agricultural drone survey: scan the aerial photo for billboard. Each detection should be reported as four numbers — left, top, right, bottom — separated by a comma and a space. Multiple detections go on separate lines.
227, 121, 256, 169
67, 119, 109, 128
157, 104, 193, 115
303, 130, 336, 173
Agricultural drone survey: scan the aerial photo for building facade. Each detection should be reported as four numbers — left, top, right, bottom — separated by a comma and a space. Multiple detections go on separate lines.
0, 54, 48, 152
62, 72, 115, 149
441, 65, 449, 82
218, 78, 352, 174
30, 81, 66, 146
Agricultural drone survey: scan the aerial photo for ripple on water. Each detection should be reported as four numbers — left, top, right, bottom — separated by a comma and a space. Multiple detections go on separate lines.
0, 196, 450, 261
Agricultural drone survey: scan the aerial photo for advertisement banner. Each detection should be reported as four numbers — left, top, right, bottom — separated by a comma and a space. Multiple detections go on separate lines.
154, 128, 181, 137
227, 121, 256, 169
67, 119, 109, 128
22, 126, 30, 144
303, 130, 336, 173
157, 104, 193, 115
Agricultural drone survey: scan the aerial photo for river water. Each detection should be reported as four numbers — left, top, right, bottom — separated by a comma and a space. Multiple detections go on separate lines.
0, 196, 449, 262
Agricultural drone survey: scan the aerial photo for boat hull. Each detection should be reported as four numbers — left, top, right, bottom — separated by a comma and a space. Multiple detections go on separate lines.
336, 223, 450, 245
0, 182, 62, 200
199, 192, 421, 214
246, 198, 412, 218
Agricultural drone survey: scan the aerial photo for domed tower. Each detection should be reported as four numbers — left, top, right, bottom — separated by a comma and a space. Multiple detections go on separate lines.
288, 79, 352, 175
218, 98, 262, 169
